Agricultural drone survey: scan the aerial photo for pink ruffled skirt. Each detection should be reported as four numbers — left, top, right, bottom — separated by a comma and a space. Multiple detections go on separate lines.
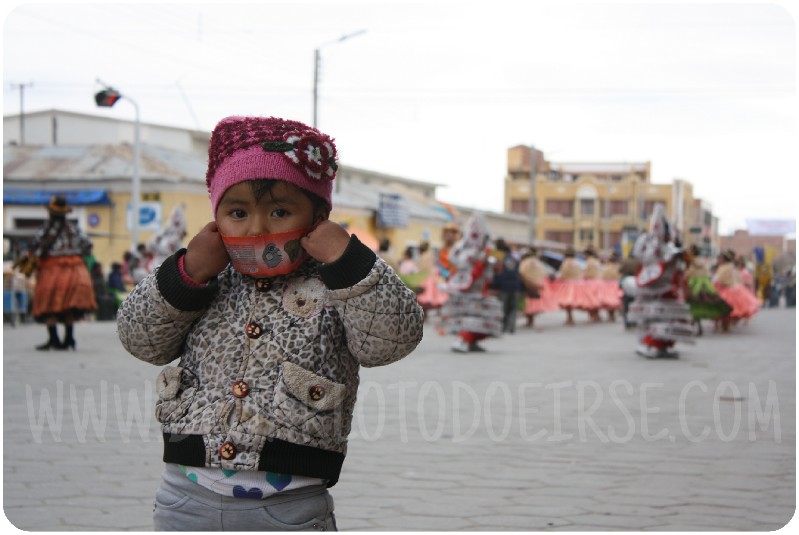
717, 284, 761, 318
417, 273, 448, 308
523, 279, 559, 315
551, 280, 601, 311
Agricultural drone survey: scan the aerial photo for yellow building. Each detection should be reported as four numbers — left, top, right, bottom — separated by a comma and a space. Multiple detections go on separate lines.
2, 148, 452, 272
504, 145, 700, 255
2, 111, 454, 272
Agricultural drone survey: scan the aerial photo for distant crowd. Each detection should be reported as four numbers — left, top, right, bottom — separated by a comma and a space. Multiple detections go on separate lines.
368, 219, 795, 354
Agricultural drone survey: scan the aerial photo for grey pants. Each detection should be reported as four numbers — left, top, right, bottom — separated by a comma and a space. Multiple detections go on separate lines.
153, 464, 337, 531
498, 290, 519, 333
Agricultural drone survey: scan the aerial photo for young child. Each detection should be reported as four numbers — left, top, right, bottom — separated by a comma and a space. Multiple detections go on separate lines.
117, 116, 425, 531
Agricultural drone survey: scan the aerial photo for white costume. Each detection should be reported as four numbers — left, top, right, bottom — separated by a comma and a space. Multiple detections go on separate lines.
627, 204, 695, 358
441, 214, 503, 352
148, 204, 187, 270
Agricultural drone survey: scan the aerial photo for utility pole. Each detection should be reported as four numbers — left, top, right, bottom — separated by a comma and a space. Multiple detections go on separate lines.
313, 48, 320, 128
11, 82, 33, 145
528, 145, 538, 246
312, 29, 366, 128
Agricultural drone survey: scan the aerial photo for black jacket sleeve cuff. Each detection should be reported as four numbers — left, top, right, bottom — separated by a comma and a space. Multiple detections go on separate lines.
156, 249, 220, 311
318, 235, 377, 290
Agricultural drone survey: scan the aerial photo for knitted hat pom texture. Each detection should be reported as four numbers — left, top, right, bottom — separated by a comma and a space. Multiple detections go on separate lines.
206, 116, 337, 215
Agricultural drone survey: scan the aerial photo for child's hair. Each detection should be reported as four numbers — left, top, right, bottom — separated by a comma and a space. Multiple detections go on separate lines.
248, 179, 328, 222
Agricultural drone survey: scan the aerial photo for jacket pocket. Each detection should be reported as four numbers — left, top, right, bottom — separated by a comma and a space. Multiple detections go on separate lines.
272, 361, 346, 440
155, 366, 199, 423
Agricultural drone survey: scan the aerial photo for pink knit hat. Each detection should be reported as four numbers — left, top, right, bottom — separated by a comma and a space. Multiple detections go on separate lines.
206, 116, 338, 215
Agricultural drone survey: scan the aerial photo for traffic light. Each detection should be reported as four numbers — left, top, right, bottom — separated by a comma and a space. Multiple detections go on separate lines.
95, 89, 121, 107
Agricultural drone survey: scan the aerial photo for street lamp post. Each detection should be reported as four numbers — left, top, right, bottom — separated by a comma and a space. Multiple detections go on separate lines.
130, 99, 141, 252
312, 29, 366, 128
95, 81, 141, 252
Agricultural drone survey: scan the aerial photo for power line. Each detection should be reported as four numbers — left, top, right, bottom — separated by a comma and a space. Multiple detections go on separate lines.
11, 8, 308, 95
175, 79, 201, 131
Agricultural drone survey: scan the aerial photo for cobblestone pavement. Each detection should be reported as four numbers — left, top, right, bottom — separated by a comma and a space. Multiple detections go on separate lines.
3, 307, 795, 530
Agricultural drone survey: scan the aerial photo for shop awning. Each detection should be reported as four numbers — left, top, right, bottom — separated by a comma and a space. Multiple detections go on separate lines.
3, 188, 112, 206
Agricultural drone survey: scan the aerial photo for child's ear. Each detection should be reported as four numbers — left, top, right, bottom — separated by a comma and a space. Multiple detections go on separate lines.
314, 209, 330, 224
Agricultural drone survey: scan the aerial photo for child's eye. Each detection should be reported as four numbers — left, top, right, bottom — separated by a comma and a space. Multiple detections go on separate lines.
230, 209, 247, 219
271, 208, 288, 218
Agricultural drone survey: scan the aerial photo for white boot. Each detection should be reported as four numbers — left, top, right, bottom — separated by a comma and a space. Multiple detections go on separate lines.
636, 344, 660, 359
451, 339, 470, 353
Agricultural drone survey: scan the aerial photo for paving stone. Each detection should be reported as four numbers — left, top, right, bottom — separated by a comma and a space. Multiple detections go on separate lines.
468, 513, 573, 529
2, 309, 794, 531
492, 504, 589, 517
334, 517, 378, 531
372, 514, 473, 530
561, 512, 666, 529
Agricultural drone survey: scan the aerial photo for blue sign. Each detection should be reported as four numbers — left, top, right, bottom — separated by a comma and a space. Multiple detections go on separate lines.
127, 202, 163, 231
88, 213, 100, 227
140, 206, 157, 225
377, 193, 408, 228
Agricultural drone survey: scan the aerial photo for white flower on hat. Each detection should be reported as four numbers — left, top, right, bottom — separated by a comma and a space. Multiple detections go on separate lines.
282, 134, 337, 181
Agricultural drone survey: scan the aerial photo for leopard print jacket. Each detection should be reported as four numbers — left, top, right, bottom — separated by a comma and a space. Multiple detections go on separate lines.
117, 236, 424, 485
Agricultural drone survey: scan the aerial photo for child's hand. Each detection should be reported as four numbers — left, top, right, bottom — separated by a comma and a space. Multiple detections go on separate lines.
183, 222, 229, 283
301, 221, 350, 264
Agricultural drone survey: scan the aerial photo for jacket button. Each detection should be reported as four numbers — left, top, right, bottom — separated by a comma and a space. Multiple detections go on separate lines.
308, 385, 325, 401
245, 322, 263, 339
219, 442, 237, 460
255, 279, 272, 291
232, 380, 250, 398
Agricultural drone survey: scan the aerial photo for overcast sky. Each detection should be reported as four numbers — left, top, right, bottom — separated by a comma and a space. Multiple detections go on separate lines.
3, 0, 797, 234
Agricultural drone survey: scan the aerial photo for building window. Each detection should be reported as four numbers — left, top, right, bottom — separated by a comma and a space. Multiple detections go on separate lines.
580, 199, 595, 216
545, 200, 573, 217
545, 231, 573, 245
609, 200, 628, 216
142, 192, 161, 201
579, 229, 594, 243
510, 199, 529, 215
